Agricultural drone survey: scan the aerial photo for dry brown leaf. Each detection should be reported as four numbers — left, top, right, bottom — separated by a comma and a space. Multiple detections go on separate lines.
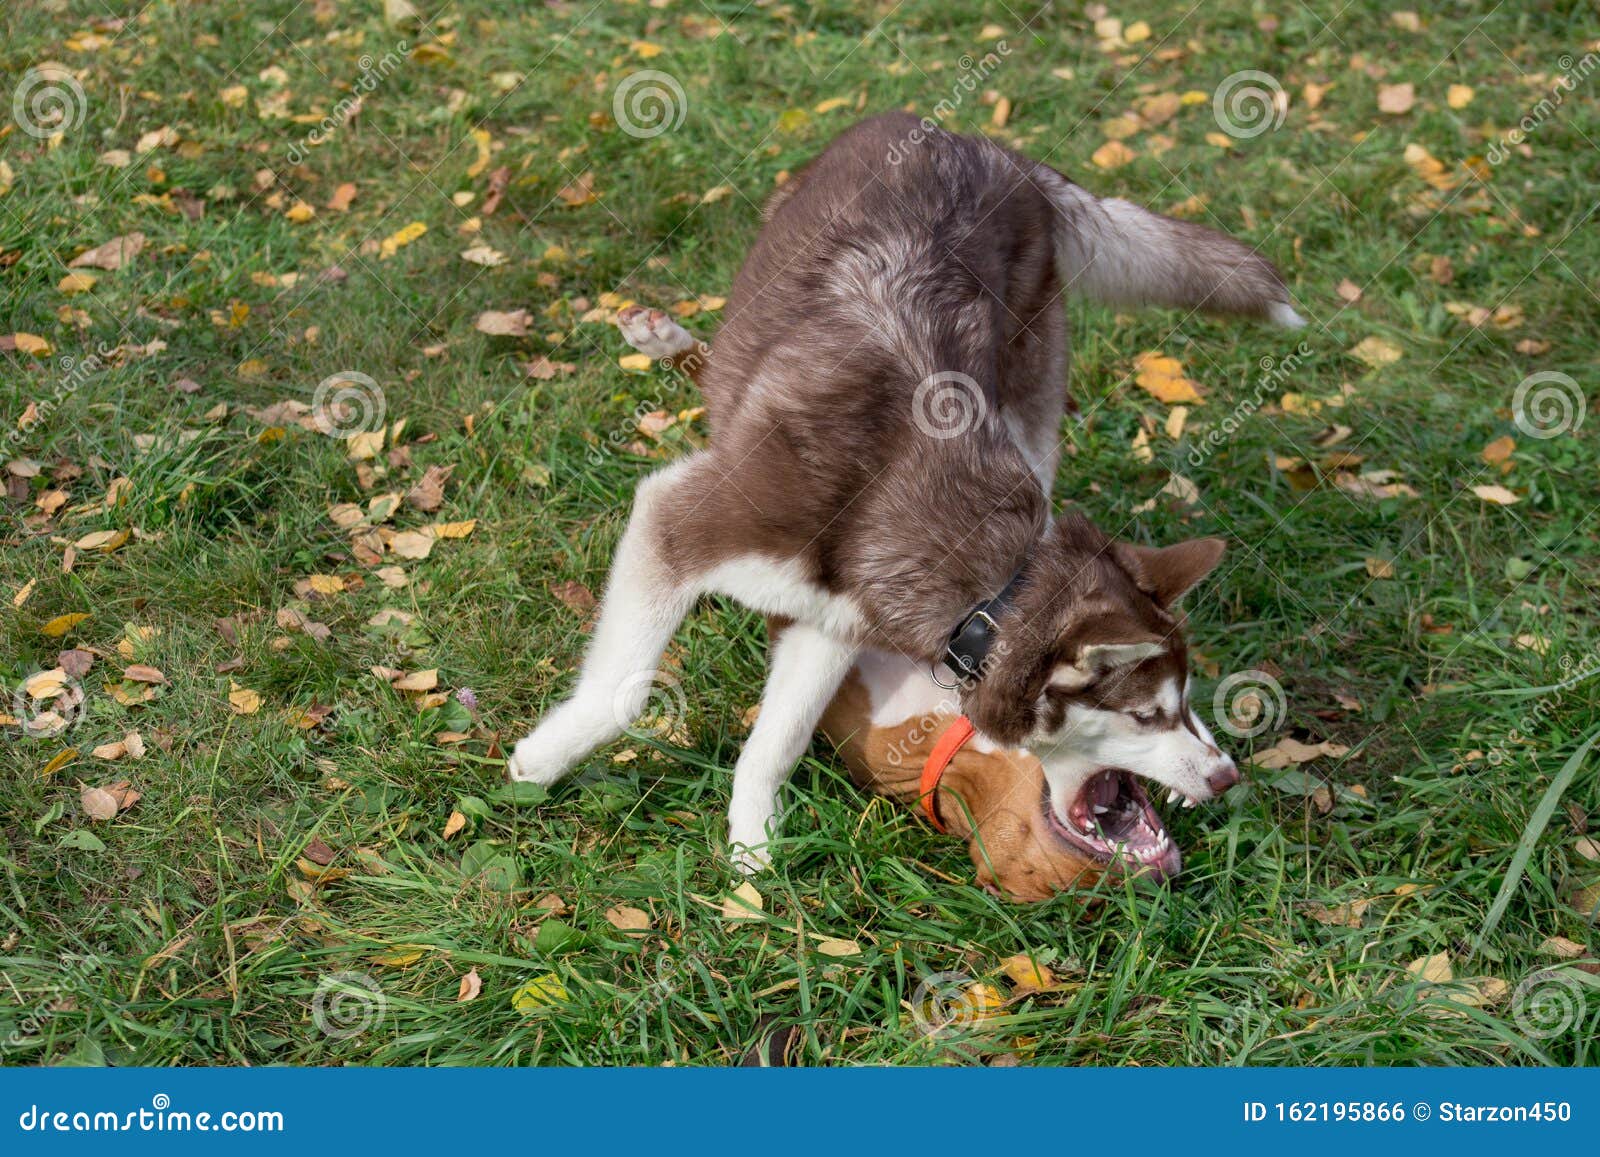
1377, 83, 1415, 114
523, 356, 576, 379
551, 580, 597, 614
1481, 435, 1516, 465
1303, 897, 1372, 927
391, 669, 439, 692
460, 244, 507, 267
81, 785, 120, 821
442, 810, 467, 840
406, 464, 453, 512
1407, 952, 1452, 984
556, 171, 597, 207
1364, 557, 1395, 579
69, 232, 146, 271
388, 529, 435, 559
457, 968, 482, 1002
1249, 736, 1351, 769
720, 880, 764, 921
1471, 483, 1519, 506
474, 309, 532, 336
1539, 936, 1586, 959
816, 938, 860, 957
604, 905, 651, 935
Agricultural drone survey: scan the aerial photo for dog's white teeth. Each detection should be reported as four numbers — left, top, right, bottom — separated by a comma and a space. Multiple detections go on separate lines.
1093, 804, 1109, 815
1167, 789, 1180, 805
1183, 796, 1197, 809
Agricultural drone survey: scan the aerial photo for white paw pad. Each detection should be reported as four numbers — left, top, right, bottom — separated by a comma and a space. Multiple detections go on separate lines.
616, 305, 696, 360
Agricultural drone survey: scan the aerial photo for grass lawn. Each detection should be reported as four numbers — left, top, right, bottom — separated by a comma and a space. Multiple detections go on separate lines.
2, 0, 1598, 1066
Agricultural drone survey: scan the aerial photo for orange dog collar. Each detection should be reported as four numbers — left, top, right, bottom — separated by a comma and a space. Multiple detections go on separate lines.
919, 715, 976, 833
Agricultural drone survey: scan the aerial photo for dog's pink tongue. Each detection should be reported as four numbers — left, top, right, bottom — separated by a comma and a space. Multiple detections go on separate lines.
1092, 772, 1121, 808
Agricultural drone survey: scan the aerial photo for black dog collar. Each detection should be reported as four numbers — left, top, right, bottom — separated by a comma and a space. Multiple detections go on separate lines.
939, 568, 1026, 685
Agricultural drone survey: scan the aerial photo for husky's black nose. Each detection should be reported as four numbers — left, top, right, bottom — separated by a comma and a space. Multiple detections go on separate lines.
1206, 762, 1240, 794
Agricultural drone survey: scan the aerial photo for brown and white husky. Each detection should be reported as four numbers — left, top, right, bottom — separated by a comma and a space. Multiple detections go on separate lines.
508, 113, 1302, 873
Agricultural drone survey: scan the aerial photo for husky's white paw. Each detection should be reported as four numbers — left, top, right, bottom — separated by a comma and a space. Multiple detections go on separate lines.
727, 801, 776, 873
729, 841, 773, 875
505, 734, 570, 785
616, 305, 696, 360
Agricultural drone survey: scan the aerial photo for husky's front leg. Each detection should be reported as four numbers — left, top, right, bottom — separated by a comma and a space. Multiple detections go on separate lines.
507, 462, 699, 785
727, 623, 858, 873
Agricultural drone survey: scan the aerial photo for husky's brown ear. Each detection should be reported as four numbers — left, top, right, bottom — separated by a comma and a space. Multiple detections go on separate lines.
1113, 537, 1226, 607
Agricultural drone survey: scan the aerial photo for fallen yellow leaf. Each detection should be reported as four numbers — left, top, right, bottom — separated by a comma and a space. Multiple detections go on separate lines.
41, 612, 91, 637
379, 221, 427, 259
228, 683, 263, 715
510, 973, 568, 1013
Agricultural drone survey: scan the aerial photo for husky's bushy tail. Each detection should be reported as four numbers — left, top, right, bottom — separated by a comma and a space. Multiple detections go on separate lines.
1038, 168, 1305, 327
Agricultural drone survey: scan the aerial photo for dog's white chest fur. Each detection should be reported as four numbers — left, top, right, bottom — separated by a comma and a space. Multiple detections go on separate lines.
702, 555, 865, 640
852, 648, 1002, 753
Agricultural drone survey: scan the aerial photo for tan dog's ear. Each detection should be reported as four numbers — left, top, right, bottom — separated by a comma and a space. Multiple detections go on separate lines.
1113, 537, 1226, 607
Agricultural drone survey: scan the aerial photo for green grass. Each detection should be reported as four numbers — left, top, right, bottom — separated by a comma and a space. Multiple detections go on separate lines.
2, 0, 1598, 1066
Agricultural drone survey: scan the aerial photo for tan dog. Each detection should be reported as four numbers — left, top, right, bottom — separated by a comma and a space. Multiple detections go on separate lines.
781, 623, 1179, 902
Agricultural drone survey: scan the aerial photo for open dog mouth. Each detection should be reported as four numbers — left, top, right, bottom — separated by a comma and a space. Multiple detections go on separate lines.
1045, 769, 1183, 881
